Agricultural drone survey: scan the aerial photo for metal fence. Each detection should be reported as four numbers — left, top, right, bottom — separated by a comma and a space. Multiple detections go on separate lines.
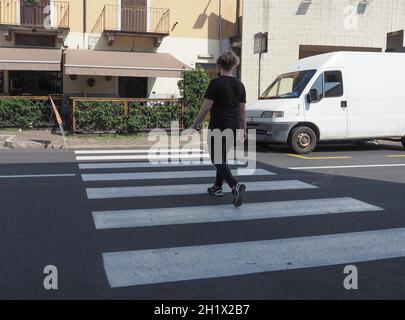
91, 4, 169, 35
0, 0, 69, 28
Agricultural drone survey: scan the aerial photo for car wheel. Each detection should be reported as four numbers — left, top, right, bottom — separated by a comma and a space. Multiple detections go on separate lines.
402, 136, 405, 149
288, 126, 317, 154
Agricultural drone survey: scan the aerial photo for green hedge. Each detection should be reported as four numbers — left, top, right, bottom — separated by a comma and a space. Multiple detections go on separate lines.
75, 102, 125, 132
75, 100, 182, 133
127, 102, 181, 132
0, 98, 53, 128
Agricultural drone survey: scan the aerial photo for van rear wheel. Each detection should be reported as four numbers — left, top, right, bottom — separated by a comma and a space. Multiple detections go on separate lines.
401, 136, 405, 149
288, 126, 317, 154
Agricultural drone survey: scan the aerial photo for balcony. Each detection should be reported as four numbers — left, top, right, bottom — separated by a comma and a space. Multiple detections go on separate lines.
91, 5, 170, 47
0, 0, 69, 41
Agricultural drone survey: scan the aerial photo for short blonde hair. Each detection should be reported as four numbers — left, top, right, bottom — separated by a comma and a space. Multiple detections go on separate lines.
217, 51, 240, 71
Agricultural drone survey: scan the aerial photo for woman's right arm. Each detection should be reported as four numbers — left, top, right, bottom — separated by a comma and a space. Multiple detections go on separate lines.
190, 99, 214, 130
239, 103, 246, 132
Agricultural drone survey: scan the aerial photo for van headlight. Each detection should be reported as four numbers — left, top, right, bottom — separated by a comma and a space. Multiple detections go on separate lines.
261, 111, 284, 118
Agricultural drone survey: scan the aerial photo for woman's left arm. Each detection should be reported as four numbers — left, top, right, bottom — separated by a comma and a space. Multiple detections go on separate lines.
190, 99, 214, 130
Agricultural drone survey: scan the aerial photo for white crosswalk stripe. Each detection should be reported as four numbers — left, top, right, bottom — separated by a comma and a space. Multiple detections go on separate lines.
75, 148, 211, 162
77, 154, 211, 161
79, 160, 244, 170
86, 180, 317, 199
92, 197, 383, 229
75, 149, 205, 155
81, 168, 274, 182
75, 149, 391, 290
103, 228, 403, 288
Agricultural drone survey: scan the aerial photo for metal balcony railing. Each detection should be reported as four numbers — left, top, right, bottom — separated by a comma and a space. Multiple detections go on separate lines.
92, 5, 170, 35
0, 0, 69, 29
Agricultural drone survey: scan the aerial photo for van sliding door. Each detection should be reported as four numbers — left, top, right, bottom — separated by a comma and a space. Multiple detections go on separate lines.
346, 67, 400, 138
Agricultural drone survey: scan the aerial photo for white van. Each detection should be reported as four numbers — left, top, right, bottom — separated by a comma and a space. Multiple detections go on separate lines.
246, 52, 405, 154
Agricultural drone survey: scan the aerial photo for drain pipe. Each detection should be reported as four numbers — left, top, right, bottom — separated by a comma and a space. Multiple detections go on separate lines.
236, 0, 241, 37
83, 0, 87, 48
219, 0, 223, 54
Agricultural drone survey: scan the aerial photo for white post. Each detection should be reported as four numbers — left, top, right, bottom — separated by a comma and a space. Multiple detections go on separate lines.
16, 0, 21, 25
147, 0, 151, 32
116, 0, 121, 31
50, 1, 56, 28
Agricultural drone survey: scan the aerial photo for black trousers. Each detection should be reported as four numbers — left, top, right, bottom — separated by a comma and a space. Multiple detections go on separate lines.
208, 129, 238, 189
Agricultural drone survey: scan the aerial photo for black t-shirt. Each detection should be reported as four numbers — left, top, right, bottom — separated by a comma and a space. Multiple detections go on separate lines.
204, 76, 247, 130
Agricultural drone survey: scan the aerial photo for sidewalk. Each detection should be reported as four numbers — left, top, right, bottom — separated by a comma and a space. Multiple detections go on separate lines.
0, 129, 206, 150
1, 129, 402, 151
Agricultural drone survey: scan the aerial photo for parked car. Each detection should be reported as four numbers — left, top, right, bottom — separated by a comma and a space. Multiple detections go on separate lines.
247, 51, 405, 153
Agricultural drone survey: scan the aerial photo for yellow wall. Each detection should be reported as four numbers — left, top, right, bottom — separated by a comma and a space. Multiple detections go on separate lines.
65, 0, 83, 33
81, 0, 239, 39
64, 75, 118, 96
151, 0, 239, 39
66, 0, 114, 33
0, 0, 240, 39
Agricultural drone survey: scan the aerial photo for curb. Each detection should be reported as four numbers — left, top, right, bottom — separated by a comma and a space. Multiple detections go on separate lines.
4, 136, 48, 150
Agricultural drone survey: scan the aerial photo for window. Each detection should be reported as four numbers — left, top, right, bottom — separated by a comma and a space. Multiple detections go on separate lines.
119, 77, 147, 98
324, 71, 343, 98
261, 69, 316, 99
310, 74, 324, 100
195, 63, 217, 79
15, 34, 56, 47
309, 71, 343, 100
9, 71, 62, 96
0, 71, 4, 94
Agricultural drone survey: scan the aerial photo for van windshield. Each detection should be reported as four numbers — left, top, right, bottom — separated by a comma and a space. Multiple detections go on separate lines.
260, 69, 316, 99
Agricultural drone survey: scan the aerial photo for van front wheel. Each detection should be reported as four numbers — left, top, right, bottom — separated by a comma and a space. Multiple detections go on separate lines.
288, 126, 317, 154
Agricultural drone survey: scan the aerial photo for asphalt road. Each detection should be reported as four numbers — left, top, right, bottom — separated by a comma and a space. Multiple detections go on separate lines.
1, 141, 405, 300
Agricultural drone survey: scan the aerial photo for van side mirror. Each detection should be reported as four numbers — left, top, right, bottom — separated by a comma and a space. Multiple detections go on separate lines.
307, 88, 320, 103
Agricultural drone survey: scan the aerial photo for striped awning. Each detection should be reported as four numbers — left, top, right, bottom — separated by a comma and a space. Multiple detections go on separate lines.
0, 47, 61, 71
64, 49, 191, 78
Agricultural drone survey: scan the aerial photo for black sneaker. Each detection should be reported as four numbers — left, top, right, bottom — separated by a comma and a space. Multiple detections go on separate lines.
208, 186, 224, 197
232, 184, 246, 208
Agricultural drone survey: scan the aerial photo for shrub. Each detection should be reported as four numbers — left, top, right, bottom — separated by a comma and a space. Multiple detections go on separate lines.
127, 106, 147, 131
127, 101, 182, 132
0, 98, 51, 128
178, 68, 211, 128
75, 102, 125, 132
73, 99, 183, 133
147, 102, 181, 129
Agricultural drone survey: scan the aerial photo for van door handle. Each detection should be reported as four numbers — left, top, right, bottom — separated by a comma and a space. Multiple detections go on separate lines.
341, 101, 348, 108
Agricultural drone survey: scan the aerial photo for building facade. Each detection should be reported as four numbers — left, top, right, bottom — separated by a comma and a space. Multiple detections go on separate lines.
0, 0, 241, 98
241, 0, 405, 103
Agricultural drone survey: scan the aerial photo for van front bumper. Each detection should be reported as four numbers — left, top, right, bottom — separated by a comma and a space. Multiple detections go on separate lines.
247, 122, 297, 144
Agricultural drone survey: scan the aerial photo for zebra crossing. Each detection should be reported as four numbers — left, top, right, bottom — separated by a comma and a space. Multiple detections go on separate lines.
75, 148, 405, 290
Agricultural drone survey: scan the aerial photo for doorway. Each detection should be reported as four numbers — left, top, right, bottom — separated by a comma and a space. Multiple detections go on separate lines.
121, 0, 147, 32
119, 77, 148, 98
20, 0, 50, 26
